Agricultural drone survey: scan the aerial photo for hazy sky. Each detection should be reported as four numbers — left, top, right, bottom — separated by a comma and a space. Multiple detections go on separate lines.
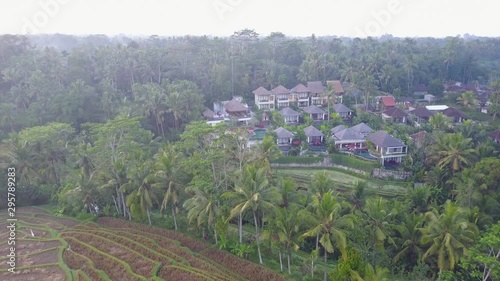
1, 0, 498, 37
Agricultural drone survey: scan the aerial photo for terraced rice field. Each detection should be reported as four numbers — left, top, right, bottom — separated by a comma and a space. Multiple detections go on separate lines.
0, 207, 286, 281
274, 167, 407, 197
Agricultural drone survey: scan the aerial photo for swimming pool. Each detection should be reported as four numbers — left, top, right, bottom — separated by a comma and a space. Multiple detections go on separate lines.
355, 151, 377, 160
249, 129, 266, 140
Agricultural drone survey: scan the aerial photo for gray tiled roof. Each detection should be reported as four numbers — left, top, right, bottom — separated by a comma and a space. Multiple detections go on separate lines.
351, 122, 373, 134
442, 107, 468, 119
330, 125, 346, 135
327, 80, 344, 93
253, 86, 270, 96
224, 99, 247, 112
274, 127, 294, 139
307, 81, 324, 94
279, 107, 301, 117
333, 128, 365, 141
303, 105, 326, 115
410, 107, 435, 118
291, 83, 310, 93
367, 131, 405, 147
304, 125, 324, 137
333, 103, 352, 113
383, 107, 408, 118
272, 85, 290, 95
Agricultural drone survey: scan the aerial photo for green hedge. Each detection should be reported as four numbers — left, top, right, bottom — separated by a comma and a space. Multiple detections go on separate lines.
271, 156, 324, 164
330, 153, 379, 173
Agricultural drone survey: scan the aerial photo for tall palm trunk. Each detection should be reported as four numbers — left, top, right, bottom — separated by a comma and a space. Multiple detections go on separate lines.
214, 227, 218, 244
115, 187, 122, 215
311, 258, 315, 279
112, 195, 120, 214
147, 207, 152, 225
172, 207, 178, 230
239, 213, 243, 243
279, 251, 283, 272
324, 248, 328, 281
253, 211, 263, 264
287, 250, 291, 274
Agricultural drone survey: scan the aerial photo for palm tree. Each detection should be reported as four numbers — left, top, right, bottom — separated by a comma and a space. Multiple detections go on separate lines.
456, 91, 478, 109
0, 103, 17, 133
489, 80, 500, 121
429, 113, 449, 130
310, 171, 334, 201
324, 82, 336, 120
136, 164, 157, 225
451, 169, 483, 208
349, 181, 369, 212
308, 171, 335, 250
183, 184, 221, 242
222, 163, 281, 264
362, 198, 396, 266
393, 213, 425, 268
100, 159, 130, 219
155, 144, 183, 230
275, 176, 299, 209
420, 200, 479, 272
301, 191, 354, 281
428, 133, 477, 174
0, 137, 37, 184
166, 91, 183, 129
264, 206, 302, 274
121, 162, 157, 225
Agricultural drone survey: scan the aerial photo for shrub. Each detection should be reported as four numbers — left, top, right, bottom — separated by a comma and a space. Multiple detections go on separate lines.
272, 156, 323, 164
330, 153, 378, 172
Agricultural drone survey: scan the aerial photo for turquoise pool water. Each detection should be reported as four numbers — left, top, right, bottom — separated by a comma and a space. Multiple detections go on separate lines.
356, 151, 377, 160
249, 129, 266, 140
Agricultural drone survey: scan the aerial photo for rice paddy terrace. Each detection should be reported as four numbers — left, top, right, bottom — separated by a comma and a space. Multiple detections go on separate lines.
0, 207, 286, 281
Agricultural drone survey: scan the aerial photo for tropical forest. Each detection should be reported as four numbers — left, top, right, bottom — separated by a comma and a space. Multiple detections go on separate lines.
1, 32, 500, 281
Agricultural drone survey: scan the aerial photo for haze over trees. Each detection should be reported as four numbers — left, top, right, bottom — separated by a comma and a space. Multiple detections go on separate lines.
1, 32, 500, 280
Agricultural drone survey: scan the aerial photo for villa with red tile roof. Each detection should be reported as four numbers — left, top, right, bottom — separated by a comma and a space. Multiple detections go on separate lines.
380, 96, 396, 110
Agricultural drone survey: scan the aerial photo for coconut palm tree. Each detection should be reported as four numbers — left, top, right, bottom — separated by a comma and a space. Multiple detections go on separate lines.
362, 198, 396, 266
309, 171, 334, 201
427, 133, 477, 174
0, 137, 37, 184
222, 163, 281, 264
301, 191, 354, 281
275, 176, 299, 209
155, 144, 183, 230
456, 91, 478, 109
420, 200, 479, 273
166, 91, 183, 129
429, 113, 449, 130
324, 82, 336, 120
136, 164, 157, 225
183, 184, 221, 242
263, 205, 302, 274
393, 213, 425, 268
121, 162, 157, 225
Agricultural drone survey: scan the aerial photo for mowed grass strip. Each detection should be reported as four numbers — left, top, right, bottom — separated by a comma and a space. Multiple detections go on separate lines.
275, 168, 406, 196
